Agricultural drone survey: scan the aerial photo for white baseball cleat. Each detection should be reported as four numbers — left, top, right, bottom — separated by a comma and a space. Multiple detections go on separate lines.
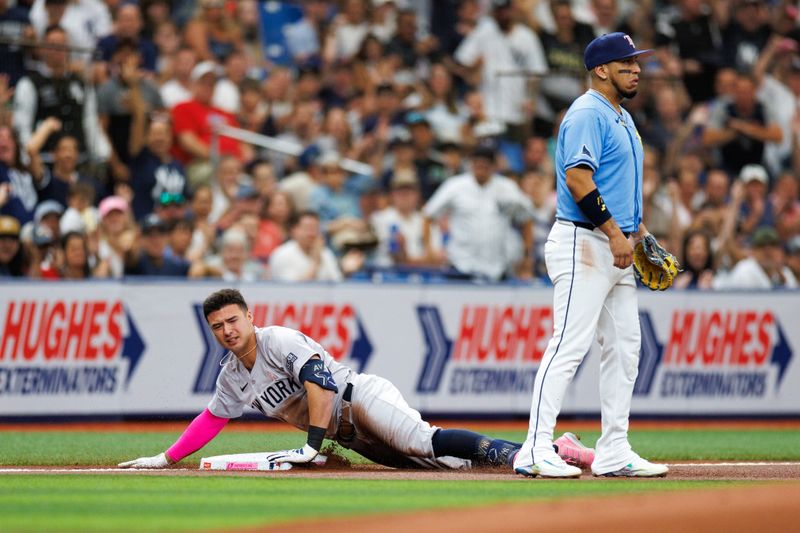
514, 452, 582, 479
593, 454, 669, 478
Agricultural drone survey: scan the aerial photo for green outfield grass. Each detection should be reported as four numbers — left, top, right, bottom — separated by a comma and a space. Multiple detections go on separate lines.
1, 426, 798, 466
0, 475, 733, 533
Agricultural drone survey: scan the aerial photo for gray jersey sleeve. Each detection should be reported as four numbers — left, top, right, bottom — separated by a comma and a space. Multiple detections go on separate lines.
264, 326, 325, 382
207, 365, 246, 418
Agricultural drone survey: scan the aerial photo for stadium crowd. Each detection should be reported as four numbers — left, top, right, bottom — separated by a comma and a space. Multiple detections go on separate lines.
0, 0, 799, 288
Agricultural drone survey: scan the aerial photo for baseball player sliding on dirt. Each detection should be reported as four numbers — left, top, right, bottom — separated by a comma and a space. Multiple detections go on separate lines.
119, 288, 594, 471
513, 33, 679, 479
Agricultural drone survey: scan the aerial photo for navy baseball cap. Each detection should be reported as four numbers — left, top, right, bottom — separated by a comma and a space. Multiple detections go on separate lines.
584, 32, 653, 70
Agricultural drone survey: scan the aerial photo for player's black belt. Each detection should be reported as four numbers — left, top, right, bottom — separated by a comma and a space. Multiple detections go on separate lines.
343, 382, 353, 402
557, 218, 631, 238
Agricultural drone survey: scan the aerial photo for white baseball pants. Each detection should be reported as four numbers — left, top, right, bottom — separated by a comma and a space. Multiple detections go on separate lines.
515, 220, 641, 474
339, 372, 471, 469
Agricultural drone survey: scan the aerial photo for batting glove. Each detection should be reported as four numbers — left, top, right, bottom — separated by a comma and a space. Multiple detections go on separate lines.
265, 444, 319, 464
118, 452, 171, 469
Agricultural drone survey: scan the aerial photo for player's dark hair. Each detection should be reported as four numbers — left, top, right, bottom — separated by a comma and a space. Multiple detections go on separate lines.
203, 288, 249, 319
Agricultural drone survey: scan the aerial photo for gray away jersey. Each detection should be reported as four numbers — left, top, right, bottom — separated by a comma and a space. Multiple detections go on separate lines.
208, 326, 354, 436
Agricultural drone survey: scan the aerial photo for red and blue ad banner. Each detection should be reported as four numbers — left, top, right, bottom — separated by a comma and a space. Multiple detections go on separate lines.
0, 282, 797, 417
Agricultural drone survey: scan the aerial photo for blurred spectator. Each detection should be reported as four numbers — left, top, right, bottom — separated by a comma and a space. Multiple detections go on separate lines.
370, 0, 398, 44
216, 183, 262, 232
518, 167, 556, 279
539, 0, 594, 114
237, 78, 268, 133
660, 0, 725, 103
673, 229, 716, 290
703, 72, 782, 175
770, 172, 800, 240
752, 36, 800, 175
165, 216, 194, 262
30, 0, 111, 65
262, 67, 295, 134
153, 20, 182, 84
29, 222, 59, 278
211, 50, 247, 114
129, 113, 186, 221
0, 215, 28, 276
308, 151, 365, 243
714, 226, 798, 289
351, 31, 386, 95
32, 191, 61, 230
370, 169, 442, 268
57, 230, 93, 279
279, 145, 323, 212
723, 0, 771, 73
419, 63, 468, 144
251, 190, 294, 264
208, 155, 243, 224
454, 0, 547, 142
736, 164, 775, 239
692, 167, 731, 235
14, 25, 107, 164
96, 195, 135, 278
95, 2, 158, 78
193, 226, 264, 281
160, 47, 197, 109
323, 0, 369, 63
0, 125, 38, 224
59, 182, 98, 236
642, 85, 691, 156
145, 0, 175, 38
405, 112, 447, 200
786, 235, 800, 281
284, 0, 328, 66
98, 39, 164, 180
171, 60, 244, 185
27, 116, 103, 211
386, 8, 437, 71
422, 143, 534, 281
184, 0, 242, 62
153, 191, 187, 226
248, 159, 277, 202
0, 0, 33, 86
185, 184, 214, 262
269, 210, 343, 282
234, 0, 263, 64
125, 213, 190, 276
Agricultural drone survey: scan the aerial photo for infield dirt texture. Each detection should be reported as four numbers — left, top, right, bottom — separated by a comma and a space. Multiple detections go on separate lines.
1, 419, 798, 532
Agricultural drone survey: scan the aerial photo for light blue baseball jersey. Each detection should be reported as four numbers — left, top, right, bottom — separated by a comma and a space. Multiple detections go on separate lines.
555, 90, 644, 233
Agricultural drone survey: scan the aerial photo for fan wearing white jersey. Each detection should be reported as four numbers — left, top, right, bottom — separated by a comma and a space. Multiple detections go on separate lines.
119, 289, 594, 470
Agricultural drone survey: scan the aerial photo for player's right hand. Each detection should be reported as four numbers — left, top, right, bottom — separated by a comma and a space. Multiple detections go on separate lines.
609, 233, 633, 270
118, 452, 171, 469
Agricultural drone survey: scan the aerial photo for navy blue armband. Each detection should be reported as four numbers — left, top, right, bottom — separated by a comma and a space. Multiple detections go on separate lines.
576, 188, 612, 228
299, 359, 339, 393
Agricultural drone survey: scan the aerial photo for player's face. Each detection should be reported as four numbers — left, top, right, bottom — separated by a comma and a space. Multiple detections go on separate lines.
608, 58, 641, 99
207, 304, 255, 353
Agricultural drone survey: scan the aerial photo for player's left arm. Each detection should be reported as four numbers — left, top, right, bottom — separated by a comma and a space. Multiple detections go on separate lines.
266, 356, 337, 464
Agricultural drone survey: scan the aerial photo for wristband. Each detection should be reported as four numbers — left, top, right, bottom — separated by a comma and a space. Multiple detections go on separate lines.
307, 425, 326, 451
576, 188, 612, 228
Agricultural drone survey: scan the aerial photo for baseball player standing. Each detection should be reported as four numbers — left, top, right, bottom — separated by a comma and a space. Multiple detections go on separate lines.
119, 288, 593, 471
513, 33, 669, 478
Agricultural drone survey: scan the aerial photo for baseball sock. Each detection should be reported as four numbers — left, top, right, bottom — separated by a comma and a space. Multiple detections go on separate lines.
431, 429, 521, 467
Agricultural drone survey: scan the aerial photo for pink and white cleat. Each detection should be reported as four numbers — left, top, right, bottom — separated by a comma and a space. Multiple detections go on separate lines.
554, 432, 595, 469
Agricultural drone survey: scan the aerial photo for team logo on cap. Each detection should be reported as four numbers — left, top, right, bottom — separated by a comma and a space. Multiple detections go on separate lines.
623, 34, 635, 48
